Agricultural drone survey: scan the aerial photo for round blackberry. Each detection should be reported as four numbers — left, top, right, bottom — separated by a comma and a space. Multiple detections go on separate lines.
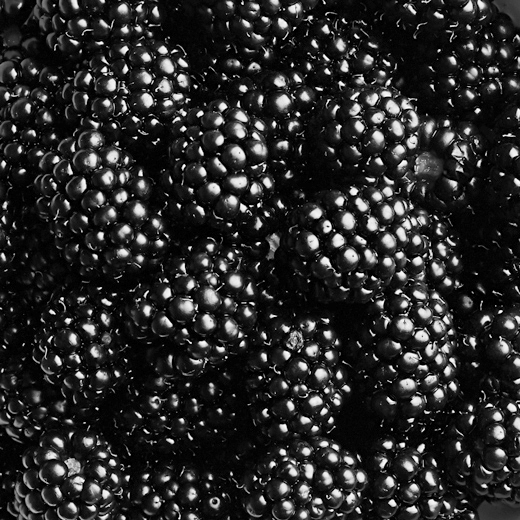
246, 306, 352, 441
344, 281, 460, 430
364, 435, 448, 520
405, 117, 487, 215
281, 14, 397, 94
240, 435, 368, 519
34, 129, 171, 281
64, 37, 193, 154
307, 85, 421, 188
275, 185, 429, 303
13, 426, 125, 519
443, 393, 520, 504
128, 458, 234, 519
114, 346, 246, 455
179, 0, 320, 58
32, 280, 128, 408
161, 98, 277, 240
123, 235, 258, 377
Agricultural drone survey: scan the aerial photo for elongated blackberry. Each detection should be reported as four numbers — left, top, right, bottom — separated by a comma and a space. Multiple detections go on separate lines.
443, 393, 520, 504
246, 306, 352, 441
128, 458, 235, 519
275, 185, 429, 303
34, 129, 171, 281
307, 85, 421, 188
64, 37, 193, 154
32, 281, 128, 408
344, 281, 460, 431
124, 235, 258, 377
114, 346, 246, 456
13, 426, 125, 519
364, 435, 448, 520
239, 435, 368, 519
281, 14, 397, 94
161, 98, 277, 240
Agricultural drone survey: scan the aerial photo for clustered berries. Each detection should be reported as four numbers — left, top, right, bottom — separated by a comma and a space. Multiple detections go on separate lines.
2, 0, 520, 519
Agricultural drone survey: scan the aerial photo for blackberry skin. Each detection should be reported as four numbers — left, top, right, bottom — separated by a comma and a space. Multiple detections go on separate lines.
280, 14, 397, 95
443, 393, 520, 504
275, 185, 429, 304
34, 0, 167, 62
246, 307, 352, 441
127, 458, 234, 519
458, 305, 520, 399
402, 11, 520, 123
0, 431, 24, 518
307, 85, 421, 188
364, 435, 448, 520
32, 280, 128, 409
161, 98, 277, 241
179, 0, 319, 59
344, 281, 460, 431
225, 69, 317, 191
34, 129, 171, 281
239, 435, 368, 520
413, 207, 465, 297
114, 346, 246, 456
123, 235, 258, 377
405, 117, 487, 215
64, 37, 193, 155
0, 353, 74, 444
13, 426, 125, 519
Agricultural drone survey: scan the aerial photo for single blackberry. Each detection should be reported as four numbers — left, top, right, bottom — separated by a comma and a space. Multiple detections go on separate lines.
161, 98, 277, 241
114, 346, 246, 456
127, 458, 234, 519
343, 281, 460, 431
364, 435, 448, 520
123, 235, 258, 377
32, 280, 128, 408
239, 435, 368, 519
0, 353, 74, 444
413, 207, 465, 296
275, 185, 429, 303
281, 14, 397, 94
34, 0, 167, 62
13, 426, 125, 519
306, 85, 421, 188
402, 11, 520, 123
64, 37, 193, 155
405, 117, 487, 215
178, 0, 320, 58
443, 392, 520, 504
246, 306, 352, 441
224, 69, 317, 191
34, 129, 171, 281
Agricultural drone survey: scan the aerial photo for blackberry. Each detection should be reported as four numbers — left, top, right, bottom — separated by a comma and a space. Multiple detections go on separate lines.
127, 458, 234, 519
239, 435, 368, 519
246, 306, 352, 441
34, 129, 171, 281
443, 393, 520, 504
0, 431, 24, 518
64, 37, 193, 154
281, 14, 397, 94
307, 85, 421, 188
32, 280, 128, 408
343, 281, 460, 430
161, 98, 277, 241
406, 117, 487, 215
179, 0, 320, 58
13, 426, 125, 519
275, 185, 429, 303
114, 346, 246, 456
364, 435, 448, 520
123, 235, 258, 377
